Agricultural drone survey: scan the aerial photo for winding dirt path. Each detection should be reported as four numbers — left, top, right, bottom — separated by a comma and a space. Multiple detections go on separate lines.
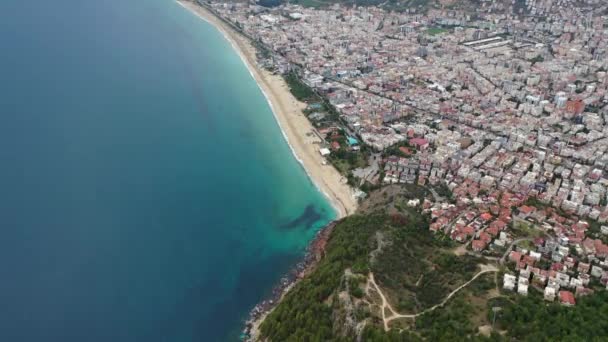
367, 273, 399, 331
367, 264, 499, 330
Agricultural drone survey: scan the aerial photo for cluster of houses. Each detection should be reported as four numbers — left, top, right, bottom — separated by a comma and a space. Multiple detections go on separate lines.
420, 172, 608, 306
209, 0, 608, 223
501, 233, 608, 307
207, 0, 608, 309
383, 156, 421, 184
317, 126, 361, 157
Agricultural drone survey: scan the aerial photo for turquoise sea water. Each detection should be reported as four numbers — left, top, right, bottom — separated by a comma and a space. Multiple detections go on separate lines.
0, 0, 334, 341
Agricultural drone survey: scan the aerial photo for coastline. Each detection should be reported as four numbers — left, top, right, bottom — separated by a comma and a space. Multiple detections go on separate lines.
176, 0, 358, 219
242, 220, 339, 340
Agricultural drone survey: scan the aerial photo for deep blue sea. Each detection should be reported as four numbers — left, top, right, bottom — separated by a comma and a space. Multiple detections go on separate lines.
0, 0, 335, 341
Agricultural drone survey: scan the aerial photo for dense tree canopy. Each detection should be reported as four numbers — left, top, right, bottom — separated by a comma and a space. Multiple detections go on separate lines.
260, 211, 608, 341
498, 291, 608, 341
260, 214, 385, 341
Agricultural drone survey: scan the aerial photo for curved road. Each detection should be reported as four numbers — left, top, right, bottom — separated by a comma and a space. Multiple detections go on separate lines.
367, 264, 498, 330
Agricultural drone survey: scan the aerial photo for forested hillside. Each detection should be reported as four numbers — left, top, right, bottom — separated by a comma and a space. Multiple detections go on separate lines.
258, 187, 608, 341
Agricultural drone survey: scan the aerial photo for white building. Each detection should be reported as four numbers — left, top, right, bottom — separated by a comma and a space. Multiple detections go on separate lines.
544, 286, 556, 301
504, 274, 517, 291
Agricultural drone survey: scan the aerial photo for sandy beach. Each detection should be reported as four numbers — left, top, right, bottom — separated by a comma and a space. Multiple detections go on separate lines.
177, 0, 357, 218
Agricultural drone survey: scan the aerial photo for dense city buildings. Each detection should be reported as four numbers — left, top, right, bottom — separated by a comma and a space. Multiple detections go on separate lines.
204, 0, 608, 317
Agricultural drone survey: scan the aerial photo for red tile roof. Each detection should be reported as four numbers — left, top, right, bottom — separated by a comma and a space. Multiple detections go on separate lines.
479, 232, 492, 243
480, 212, 493, 221
399, 146, 412, 155
409, 138, 429, 147
509, 251, 522, 263
559, 291, 576, 306
486, 226, 499, 237
472, 240, 487, 251
519, 205, 535, 215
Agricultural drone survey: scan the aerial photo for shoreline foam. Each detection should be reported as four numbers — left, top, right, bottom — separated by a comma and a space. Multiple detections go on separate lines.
176, 0, 358, 219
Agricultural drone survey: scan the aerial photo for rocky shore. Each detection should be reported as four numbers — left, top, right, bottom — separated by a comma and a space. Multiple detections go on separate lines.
241, 220, 339, 341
